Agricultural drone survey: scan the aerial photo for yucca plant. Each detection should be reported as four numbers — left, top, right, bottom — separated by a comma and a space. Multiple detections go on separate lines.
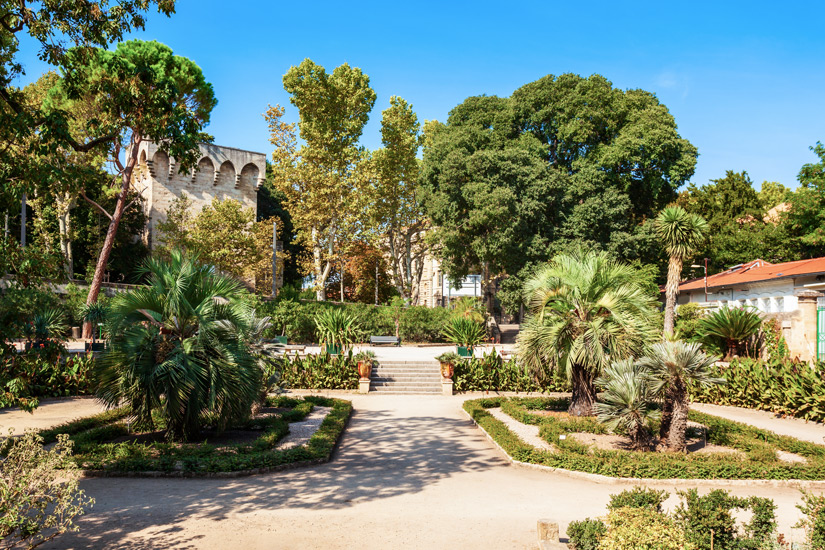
596, 360, 660, 451
314, 308, 360, 353
24, 308, 68, 343
95, 251, 262, 441
641, 339, 722, 451
698, 306, 762, 359
442, 316, 486, 348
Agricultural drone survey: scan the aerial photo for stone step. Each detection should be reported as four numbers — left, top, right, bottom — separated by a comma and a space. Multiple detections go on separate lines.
371, 370, 440, 376
371, 376, 442, 382
370, 387, 441, 394
371, 380, 441, 387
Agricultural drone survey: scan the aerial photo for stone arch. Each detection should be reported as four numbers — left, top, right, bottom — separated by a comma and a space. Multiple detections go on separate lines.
152, 150, 169, 180
239, 163, 260, 188
217, 160, 236, 188
195, 156, 216, 187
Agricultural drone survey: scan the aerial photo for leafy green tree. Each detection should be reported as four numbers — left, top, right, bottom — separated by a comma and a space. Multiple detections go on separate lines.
759, 180, 790, 211
654, 206, 708, 335
368, 96, 428, 304
421, 74, 696, 313
517, 251, 657, 416
785, 142, 825, 257
641, 340, 721, 452
96, 251, 262, 441
265, 59, 376, 300
259, 163, 304, 287
156, 195, 285, 292
56, 39, 216, 336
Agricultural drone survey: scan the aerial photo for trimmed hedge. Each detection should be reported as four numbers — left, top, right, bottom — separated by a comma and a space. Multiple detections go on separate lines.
464, 397, 825, 480
689, 358, 825, 423
35, 396, 352, 475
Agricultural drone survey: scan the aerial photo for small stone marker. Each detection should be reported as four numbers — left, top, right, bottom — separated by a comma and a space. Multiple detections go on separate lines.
358, 379, 370, 394
537, 519, 568, 549
441, 379, 453, 396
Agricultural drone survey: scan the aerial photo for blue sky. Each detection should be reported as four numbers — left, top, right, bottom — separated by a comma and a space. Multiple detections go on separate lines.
14, 0, 825, 190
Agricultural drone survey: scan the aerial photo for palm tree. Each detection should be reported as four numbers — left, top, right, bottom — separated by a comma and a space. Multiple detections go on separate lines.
654, 206, 708, 336
95, 251, 262, 441
517, 251, 658, 416
596, 360, 660, 451
641, 339, 722, 452
698, 305, 762, 359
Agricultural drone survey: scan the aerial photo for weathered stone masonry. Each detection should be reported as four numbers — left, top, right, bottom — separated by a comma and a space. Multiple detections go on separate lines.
133, 141, 266, 249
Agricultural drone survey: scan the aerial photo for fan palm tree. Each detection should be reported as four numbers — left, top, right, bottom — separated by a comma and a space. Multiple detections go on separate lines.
698, 305, 762, 359
95, 251, 262, 441
596, 360, 660, 451
654, 206, 708, 336
641, 339, 722, 452
517, 251, 658, 416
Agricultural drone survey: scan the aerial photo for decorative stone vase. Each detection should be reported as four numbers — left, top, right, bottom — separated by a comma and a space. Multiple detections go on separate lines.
440, 361, 455, 380
357, 360, 372, 380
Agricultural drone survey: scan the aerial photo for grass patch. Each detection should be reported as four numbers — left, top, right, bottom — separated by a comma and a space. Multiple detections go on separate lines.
464, 397, 825, 480
36, 397, 352, 476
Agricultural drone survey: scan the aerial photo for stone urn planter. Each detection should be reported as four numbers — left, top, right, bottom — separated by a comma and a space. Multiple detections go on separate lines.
353, 351, 377, 380
436, 351, 462, 380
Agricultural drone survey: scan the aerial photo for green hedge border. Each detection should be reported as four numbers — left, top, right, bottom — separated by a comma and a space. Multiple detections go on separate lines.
464, 397, 825, 481
37, 396, 353, 478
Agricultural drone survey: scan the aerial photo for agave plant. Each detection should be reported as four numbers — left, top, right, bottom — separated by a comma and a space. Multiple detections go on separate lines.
24, 308, 68, 343
314, 308, 360, 353
596, 360, 660, 451
640, 339, 722, 452
698, 306, 762, 359
95, 251, 262, 441
442, 316, 486, 348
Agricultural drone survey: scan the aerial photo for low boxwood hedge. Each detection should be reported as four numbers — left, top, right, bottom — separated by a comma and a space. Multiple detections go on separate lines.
35, 396, 352, 476
464, 397, 825, 480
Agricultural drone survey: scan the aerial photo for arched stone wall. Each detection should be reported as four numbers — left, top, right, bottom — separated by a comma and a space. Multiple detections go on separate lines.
218, 160, 236, 189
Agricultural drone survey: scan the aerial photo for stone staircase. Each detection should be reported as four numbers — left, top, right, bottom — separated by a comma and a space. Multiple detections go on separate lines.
370, 361, 442, 394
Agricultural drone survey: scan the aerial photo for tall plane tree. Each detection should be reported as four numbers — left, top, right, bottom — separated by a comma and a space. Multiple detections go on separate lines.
58, 40, 216, 336
368, 97, 428, 304
265, 59, 376, 300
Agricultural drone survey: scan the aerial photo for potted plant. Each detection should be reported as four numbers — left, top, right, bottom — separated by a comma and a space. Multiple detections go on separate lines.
436, 351, 462, 379
23, 308, 67, 350
442, 317, 486, 357
353, 350, 377, 379
315, 307, 360, 356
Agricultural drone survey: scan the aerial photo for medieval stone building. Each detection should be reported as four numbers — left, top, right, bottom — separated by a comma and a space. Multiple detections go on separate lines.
133, 141, 266, 249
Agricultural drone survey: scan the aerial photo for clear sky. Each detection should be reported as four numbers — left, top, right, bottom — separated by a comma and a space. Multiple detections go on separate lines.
14, 0, 825, 190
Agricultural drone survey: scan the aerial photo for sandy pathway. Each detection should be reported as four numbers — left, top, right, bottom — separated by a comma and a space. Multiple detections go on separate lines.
0, 397, 106, 435
5, 394, 813, 548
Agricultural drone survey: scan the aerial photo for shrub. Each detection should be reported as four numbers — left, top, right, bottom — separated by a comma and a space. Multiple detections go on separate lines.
566, 518, 606, 550
279, 352, 359, 390
795, 491, 825, 549
698, 306, 762, 359
399, 305, 451, 342
596, 360, 660, 451
607, 487, 670, 513
314, 307, 360, 351
674, 489, 776, 550
0, 287, 64, 339
452, 352, 563, 393
689, 358, 825, 423
442, 316, 486, 348
0, 431, 94, 548
600, 507, 693, 550
674, 302, 704, 341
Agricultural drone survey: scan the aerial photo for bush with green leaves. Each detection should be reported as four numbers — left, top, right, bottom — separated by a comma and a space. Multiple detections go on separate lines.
674, 302, 705, 341
567, 518, 606, 550
314, 307, 360, 351
607, 487, 670, 513
441, 316, 486, 348
600, 506, 693, 550
689, 357, 825, 423
795, 490, 825, 549
0, 431, 94, 549
452, 352, 566, 393
674, 489, 776, 550
279, 352, 359, 390
0, 287, 64, 339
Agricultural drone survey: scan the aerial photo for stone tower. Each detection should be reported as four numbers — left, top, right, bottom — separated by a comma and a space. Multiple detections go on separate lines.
134, 141, 267, 249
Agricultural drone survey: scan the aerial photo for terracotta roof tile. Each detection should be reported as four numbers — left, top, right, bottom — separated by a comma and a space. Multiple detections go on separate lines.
679, 257, 825, 292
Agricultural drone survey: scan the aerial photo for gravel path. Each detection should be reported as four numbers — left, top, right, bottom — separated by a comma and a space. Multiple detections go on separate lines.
487, 407, 554, 451
0, 394, 817, 548
276, 406, 332, 450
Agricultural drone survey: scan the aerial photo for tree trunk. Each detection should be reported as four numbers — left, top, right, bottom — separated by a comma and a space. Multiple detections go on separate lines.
84, 140, 141, 338
659, 388, 673, 440
629, 418, 652, 451
311, 225, 330, 301
339, 260, 344, 302
568, 365, 596, 416
56, 193, 76, 279
663, 255, 683, 336
667, 382, 689, 452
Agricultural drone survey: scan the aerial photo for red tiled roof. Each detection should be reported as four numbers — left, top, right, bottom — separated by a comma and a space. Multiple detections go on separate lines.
678, 257, 825, 292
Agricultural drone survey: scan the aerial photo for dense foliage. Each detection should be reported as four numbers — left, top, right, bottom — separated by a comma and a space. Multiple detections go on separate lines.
279, 353, 360, 390
451, 352, 564, 393
464, 396, 825, 480
689, 358, 825, 423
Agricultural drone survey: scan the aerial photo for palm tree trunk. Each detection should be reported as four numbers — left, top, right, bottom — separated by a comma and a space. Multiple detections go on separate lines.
630, 419, 652, 451
659, 388, 673, 440
663, 256, 683, 336
569, 365, 596, 416
667, 382, 689, 452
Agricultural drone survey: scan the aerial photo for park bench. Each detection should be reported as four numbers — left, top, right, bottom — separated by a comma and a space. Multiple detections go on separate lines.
370, 335, 401, 346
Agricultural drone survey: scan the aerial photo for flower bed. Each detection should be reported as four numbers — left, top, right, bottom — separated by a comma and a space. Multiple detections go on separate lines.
34, 396, 352, 476
464, 396, 825, 480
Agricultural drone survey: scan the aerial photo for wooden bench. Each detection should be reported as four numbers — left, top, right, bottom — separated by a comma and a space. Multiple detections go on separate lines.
370, 335, 401, 346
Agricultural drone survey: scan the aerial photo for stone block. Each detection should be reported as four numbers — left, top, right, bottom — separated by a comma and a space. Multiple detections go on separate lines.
537, 519, 559, 542
441, 380, 453, 396
358, 379, 371, 394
